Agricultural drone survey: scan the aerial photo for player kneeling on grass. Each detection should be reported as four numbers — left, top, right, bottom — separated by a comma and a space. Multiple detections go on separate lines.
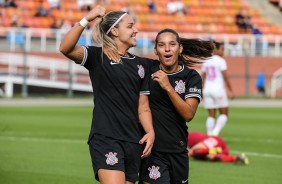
188, 131, 249, 165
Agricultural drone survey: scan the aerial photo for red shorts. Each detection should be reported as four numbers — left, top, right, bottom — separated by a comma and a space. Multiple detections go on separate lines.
202, 136, 229, 155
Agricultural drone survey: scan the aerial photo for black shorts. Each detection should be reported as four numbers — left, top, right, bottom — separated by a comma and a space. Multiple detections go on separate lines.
257, 86, 265, 94
88, 134, 143, 182
140, 151, 189, 184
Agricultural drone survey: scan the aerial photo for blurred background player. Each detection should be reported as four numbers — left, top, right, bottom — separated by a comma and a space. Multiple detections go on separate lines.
256, 70, 266, 97
235, 8, 253, 34
188, 131, 249, 165
201, 40, 234, 136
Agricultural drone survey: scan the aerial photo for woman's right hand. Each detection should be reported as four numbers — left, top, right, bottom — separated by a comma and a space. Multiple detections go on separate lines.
85, 5, 106, 22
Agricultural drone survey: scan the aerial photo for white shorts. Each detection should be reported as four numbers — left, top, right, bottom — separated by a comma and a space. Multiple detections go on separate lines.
203, 88, 228, 109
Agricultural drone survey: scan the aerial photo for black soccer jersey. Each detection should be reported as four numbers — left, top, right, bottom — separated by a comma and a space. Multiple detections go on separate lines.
81, 46, 150, 143
149, 60, 202, 153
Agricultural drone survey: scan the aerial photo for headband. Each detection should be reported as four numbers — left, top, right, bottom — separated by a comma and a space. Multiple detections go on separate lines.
106, 13, 127, 35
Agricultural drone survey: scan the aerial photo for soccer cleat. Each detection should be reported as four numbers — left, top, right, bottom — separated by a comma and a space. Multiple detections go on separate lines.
235, 153, 249, 165
209, 147, 222, 155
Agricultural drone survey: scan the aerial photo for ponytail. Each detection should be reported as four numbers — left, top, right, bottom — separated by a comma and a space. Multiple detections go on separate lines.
92, 11, 127, 52
179, 38, 214, 67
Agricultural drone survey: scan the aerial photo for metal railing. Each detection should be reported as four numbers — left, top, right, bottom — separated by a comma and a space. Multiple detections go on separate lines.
1, 27, 282, 57
0, 53, 91, 97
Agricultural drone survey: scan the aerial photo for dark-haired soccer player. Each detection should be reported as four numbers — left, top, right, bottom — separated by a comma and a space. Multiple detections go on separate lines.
201, 40, 234, 136
139, 29, 214, 184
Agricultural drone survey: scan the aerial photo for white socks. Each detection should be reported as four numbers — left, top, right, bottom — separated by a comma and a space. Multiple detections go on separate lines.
206, 114, 228, 136
212, 114, 228, 136
206, 117, 215, 135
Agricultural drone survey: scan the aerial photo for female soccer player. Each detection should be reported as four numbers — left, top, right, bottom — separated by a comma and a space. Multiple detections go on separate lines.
139, 29, 214, 184
59, 6, 155, 184
201, 40, 234, 136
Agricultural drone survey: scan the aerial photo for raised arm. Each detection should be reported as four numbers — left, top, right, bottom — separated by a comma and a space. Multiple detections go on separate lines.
59, 6, 106, 63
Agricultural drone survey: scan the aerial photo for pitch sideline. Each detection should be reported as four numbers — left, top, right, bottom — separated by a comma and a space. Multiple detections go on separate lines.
1, 135, 281, 159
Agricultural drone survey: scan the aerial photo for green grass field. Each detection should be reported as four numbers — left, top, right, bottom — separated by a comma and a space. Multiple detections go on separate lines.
0, 104, 282, 184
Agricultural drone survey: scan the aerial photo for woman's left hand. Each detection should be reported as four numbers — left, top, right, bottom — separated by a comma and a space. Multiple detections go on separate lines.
139, 131, 155, 158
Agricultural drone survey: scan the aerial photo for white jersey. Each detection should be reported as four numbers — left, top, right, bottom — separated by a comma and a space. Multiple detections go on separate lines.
201, 55, 228, 108
202, 55, 227, 90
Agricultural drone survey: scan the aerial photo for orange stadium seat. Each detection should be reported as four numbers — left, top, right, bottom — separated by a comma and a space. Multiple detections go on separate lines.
216, 24, 225, 33
23, 17, 35, 27
185, 16, 200, 24
174, 15, 186, 24
156, 4, 166, 14
136, 14, 146, 23
131, 4, 149, 14
42, 1, 50, 10
1, 17, 12, 27
72, 11, 83, 22
39, 17, 53, 28
3, 7, 17, 17
20, 9, 35, 17
177, 24, 197, 33
50, 9, 62, 18
61, 1, 79, 10
19, 1, 40, 10
0, 0, 278, 34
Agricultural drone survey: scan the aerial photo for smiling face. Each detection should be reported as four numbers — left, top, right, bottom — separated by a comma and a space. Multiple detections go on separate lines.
155, 32, 183, 71
111, 14, 138, 51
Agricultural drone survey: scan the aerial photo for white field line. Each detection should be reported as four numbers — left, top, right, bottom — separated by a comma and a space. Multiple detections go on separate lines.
224, 137, 282, 144
0, 135, 85, 144
2, 131, 85, 137
0, 99, 282, 107
1, 135, 282, 159
231, 151, 282, 159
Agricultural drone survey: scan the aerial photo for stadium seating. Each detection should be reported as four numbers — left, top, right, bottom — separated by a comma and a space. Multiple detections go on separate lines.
0, 0, 281, 34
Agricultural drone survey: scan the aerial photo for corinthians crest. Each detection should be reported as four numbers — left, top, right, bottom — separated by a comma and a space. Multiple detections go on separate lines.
148, 166, 161, 180
137, 65, 145, 79
105, 152, 118, 165
175, 80, 186, 94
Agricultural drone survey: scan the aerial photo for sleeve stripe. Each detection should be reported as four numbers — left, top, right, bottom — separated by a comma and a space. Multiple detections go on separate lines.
185, 94, 202, 102
80, 46, 88, 66
140, 91, 150, 95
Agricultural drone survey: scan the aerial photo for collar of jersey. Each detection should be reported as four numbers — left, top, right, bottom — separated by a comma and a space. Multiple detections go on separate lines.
159, 64, 184, 75
120, 53, 136, 59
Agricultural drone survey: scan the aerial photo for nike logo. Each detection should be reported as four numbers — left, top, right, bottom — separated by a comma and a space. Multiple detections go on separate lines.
182, 179, 188, 183
110, 61, 121, 65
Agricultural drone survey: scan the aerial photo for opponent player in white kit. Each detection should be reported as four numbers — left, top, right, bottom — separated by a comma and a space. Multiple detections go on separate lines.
201, 41, 234, 136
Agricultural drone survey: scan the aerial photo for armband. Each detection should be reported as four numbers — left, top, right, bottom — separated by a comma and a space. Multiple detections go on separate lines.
79, 17, 89, 28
